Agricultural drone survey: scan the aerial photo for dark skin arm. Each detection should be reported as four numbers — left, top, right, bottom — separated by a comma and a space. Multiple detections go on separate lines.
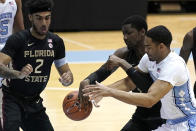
179, 30, 194, 63
13, 0, 24, 32
79, 47, 129, 107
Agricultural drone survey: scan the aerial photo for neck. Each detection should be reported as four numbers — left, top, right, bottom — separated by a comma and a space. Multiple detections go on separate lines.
156, 49, 171, 64
135, 40, 145, 56
30, 28, 46, 40
0, 0, 5, 3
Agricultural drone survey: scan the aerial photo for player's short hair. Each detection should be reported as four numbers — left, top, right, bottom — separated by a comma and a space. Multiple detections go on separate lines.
146, 25, 172, 48
122, 15, 148, 32
25, 0, 54, 14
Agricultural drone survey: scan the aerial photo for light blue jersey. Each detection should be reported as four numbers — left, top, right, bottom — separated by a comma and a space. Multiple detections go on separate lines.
0, 0, 17, 50
138, 52, 196, 130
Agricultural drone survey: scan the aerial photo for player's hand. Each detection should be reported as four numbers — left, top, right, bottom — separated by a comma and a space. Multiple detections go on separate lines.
18, 64, 33, 79
107, 55, 122, 70
59, 71, 73, 86
83, 81, 110, 102
79, 79, 91, 109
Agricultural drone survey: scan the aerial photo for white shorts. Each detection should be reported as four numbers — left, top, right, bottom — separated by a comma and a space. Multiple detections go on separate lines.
153, 119, 196, 131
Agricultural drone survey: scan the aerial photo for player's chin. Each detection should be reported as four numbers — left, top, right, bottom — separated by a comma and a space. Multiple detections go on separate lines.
39, 29, 48, 35
148, 57, 154, 61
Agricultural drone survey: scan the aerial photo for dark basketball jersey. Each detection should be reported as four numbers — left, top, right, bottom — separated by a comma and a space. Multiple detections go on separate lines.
1, 30, 66, 97
125, 48, 140, 67
192, 27, 196, 70
125, 48, 161, 119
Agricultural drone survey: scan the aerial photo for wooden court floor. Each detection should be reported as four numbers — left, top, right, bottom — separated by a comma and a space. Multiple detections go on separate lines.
42, 14, 196, 131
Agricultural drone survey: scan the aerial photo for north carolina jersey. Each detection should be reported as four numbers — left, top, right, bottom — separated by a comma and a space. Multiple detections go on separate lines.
0, 0, 17, 50
138, 52, 196, 120
1, 30, 66, 97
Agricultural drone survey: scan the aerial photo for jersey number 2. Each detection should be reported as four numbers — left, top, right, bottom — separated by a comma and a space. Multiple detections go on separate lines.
35, 59, 44, 73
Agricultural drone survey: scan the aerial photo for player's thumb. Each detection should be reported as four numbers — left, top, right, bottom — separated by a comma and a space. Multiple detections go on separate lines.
59, 77, 62, 83
95, 81, 101, 85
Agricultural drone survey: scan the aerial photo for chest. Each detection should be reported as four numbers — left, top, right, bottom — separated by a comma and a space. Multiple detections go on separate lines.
13, 38, 57, 69
148, 63, 163, 80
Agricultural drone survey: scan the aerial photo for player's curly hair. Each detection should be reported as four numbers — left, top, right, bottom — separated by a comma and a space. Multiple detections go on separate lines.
122, 15, 148, 32
25, 0, 54, 14
146, 25, 172, 47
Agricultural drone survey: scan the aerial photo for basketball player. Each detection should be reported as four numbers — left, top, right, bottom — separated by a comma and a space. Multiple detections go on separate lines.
0, 0, 24, 86
0, 0, 73, 130
79, 16, 165, 131
180, 27, 196, 97
83, 25, 196, 131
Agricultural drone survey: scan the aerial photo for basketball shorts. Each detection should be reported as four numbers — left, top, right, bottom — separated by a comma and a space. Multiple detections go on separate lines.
1, 86, 54, 131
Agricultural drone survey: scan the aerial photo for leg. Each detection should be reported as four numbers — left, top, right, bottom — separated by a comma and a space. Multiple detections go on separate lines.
121, 118, 150, 131
22, 98, 54, 131
2, 90, 22, 131
22, 109, 54, 131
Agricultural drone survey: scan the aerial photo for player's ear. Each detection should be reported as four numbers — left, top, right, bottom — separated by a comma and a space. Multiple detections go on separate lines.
139, 28, 146, 36
28, 14, 33, 22
159, 43, 166, 50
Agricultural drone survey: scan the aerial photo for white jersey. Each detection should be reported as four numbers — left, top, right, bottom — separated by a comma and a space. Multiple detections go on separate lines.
138, 52, 196, 120
0, 0, 17, 50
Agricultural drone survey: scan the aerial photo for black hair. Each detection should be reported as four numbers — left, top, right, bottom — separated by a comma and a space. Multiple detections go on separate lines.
122, 15, 147, 32
146, 25, 172, 48
25, 0, 54, 14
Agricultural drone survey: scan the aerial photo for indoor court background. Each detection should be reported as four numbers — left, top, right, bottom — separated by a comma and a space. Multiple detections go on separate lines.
39, 14, 196, 131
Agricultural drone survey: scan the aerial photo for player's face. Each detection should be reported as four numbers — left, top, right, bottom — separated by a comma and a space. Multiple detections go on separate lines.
144, 36, 161, 62
29, 11, 51, 36
122, 24, 144, 49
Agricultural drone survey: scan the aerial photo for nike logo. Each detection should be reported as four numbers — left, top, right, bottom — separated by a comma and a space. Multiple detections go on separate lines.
27, 42, 34, 46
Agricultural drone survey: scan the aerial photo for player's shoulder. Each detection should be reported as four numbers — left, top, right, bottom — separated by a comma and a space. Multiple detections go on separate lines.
114, 47, 128, 57
8, 30, 29, 41
48, 32, 63, 41
165, 52, 185, 68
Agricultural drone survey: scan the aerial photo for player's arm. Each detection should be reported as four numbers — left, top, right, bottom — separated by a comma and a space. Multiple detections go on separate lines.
179, 30, 193, 63
83, 79, 172, 108
0, 53, 32, 79
79, 48, 128, 103
85, 47, 128, 84
13, 0, 24, 33
54, 36, 73, 87
56, 63, 73, 86
108, 54, 152, 92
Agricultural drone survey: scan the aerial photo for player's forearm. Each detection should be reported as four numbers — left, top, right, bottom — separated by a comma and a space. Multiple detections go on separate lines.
118, 59, 132, 72
108, 77, 135, 91
110, 89, 156, 108
85, 66, 113, 84
0, 64, 21, 79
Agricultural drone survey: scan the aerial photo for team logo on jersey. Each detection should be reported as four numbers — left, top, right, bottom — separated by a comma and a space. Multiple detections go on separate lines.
48, 39, 53, 48
157, 68, 161, 73
27, 42, 34, 46
9, 1, 14, 5
9, 1, 15, 11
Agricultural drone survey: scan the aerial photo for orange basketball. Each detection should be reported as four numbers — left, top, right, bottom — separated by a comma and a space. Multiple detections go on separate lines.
62, 90, 93, 121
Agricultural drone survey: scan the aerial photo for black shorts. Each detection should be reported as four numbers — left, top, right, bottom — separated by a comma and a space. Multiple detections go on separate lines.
121, 116, 165, 131
2, 87, 54, 131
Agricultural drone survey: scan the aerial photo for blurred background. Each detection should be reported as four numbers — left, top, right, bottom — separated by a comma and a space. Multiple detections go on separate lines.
22, 0, 196, 31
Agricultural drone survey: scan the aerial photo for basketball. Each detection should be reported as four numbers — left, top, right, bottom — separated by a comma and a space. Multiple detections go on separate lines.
62, 90, 93, 121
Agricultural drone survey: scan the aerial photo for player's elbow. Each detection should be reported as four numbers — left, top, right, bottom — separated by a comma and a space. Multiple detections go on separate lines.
142, 98, 157, 108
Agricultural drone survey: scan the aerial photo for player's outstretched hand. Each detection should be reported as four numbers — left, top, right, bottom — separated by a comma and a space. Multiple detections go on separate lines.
59, 71, 73, 86
83, 81, 110, 103
18, 64, 33, 79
